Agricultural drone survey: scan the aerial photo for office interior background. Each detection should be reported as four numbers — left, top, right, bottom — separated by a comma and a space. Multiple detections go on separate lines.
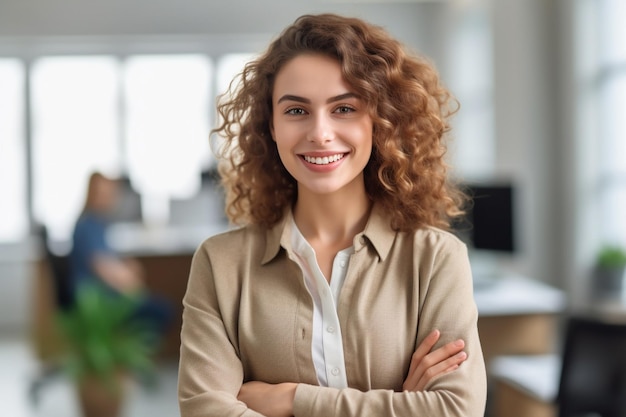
0, 0, 624, 416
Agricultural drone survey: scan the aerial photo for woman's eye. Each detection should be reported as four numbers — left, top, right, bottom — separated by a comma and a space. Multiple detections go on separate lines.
335, 105, 355, 114
286, 108, 306, 115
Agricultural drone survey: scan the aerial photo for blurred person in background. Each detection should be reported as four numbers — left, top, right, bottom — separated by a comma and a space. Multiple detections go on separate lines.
69, 171, 173, 338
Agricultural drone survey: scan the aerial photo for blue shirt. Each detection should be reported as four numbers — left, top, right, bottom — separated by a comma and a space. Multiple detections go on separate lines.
69, 211, 115, 286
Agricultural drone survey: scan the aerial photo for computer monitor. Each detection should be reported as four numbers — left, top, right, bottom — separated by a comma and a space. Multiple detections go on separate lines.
109, 176, 143, 224
454, 182, 516, 253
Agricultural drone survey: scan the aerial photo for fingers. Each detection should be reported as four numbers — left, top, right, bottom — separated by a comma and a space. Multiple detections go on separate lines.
403, 336, 467, 392
413, 349, 467, 391
406, 329, 441, 377
425, 339, 465, 368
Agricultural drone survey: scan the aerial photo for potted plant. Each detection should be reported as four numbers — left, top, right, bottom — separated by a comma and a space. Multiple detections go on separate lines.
592, 245, 626, 298
57, 283, 158, 417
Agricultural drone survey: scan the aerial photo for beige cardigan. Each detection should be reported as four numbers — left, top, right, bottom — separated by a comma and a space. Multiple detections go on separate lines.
178, 205, 487, 416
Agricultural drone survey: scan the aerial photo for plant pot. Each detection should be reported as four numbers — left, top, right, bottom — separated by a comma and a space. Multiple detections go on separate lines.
77, 373, 126, 417
592, 266, 626, 298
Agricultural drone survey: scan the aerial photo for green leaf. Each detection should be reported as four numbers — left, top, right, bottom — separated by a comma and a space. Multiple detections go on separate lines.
56, 282, 158, 388
596, 246, 626, 268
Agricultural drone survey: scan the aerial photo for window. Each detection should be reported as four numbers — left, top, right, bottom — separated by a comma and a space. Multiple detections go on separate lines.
0, 59, 27, 242
446, 4, 495, 179
0, 38, 263, 243
30, 56, 121, 240
596, 0, 626, 247
124, 54, 212, 224
23, 51, 252, 241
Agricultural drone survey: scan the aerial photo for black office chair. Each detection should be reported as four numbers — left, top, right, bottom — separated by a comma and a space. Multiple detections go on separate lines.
38, 225, 74, 310
28, 225, 75, 406
557, 315, 626, 417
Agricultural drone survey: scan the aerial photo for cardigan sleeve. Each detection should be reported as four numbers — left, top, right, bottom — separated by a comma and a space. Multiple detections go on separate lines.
177, 243, 264, 417
292, 236, 487, 417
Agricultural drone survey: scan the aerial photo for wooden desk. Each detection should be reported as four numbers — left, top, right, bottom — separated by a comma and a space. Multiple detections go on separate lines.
492, 378, 557, 417
474, 276, 566, 367
473, 276, 566, 417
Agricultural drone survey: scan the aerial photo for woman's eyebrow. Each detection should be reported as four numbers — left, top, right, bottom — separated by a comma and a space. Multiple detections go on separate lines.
277, 94, 310, 104
276, 92, 358, 105
326, 92, 358, 103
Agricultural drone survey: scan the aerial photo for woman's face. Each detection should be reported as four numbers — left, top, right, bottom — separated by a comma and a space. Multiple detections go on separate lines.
271, 54, 373, 198
92, 177, 120, 212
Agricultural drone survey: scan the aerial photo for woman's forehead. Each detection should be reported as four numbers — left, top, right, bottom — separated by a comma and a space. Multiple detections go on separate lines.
272, 55, 353, 101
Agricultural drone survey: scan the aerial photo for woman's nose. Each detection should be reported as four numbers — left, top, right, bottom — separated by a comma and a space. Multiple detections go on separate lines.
307, 114, 335, 143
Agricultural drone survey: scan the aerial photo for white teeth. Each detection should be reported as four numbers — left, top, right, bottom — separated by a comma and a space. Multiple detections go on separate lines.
304, 153, 345, 165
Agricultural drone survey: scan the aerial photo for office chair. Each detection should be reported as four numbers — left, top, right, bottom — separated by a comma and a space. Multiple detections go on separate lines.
28, 225, 74, 406
557, 315, 626, 417
38, 226, 74, 310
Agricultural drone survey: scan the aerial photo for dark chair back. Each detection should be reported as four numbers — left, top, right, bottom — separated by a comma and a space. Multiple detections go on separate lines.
557, 315, 626, 417
38, 226, 74, 311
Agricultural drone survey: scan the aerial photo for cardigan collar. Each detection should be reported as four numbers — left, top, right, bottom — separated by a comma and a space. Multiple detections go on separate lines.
261, 203, 395, 265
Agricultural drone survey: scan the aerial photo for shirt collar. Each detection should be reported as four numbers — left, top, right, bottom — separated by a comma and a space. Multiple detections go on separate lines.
261, 203, 395, 265
360, 203, 395, 262
262, 208, 293, 265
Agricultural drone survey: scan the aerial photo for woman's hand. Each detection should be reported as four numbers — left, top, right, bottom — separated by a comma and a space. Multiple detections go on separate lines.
402, 329, 467, 392
238, 381, 297, 417
93, 255, 145, 295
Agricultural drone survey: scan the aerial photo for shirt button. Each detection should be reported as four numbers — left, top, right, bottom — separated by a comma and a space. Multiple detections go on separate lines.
339, 260, 346, 268
331, 368, 340, 376
327, 325, 335, 333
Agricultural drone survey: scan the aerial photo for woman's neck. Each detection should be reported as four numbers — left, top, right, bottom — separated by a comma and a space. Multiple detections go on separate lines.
293, 187, 372, 249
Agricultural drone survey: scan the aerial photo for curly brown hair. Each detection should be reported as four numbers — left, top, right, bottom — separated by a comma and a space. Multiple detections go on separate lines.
213, 13, 467, 231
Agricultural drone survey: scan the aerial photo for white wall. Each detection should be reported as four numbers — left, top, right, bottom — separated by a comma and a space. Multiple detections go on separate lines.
490, 0, 561, 283
488, 0, 596, 297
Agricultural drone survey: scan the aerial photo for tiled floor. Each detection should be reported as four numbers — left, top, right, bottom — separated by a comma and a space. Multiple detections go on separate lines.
0, 334, 180, 417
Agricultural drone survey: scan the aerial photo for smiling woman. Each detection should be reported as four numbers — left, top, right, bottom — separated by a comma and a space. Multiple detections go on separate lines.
178, 13, 486, 417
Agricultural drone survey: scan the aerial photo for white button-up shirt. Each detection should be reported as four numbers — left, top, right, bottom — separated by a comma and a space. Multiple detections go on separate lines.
290, 219, 353, 388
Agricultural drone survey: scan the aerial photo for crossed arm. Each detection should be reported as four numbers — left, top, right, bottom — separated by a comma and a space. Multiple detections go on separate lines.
238, 329, 468, 417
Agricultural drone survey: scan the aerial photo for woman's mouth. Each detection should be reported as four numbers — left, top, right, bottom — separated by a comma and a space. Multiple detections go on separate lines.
302, 153, 346, 165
